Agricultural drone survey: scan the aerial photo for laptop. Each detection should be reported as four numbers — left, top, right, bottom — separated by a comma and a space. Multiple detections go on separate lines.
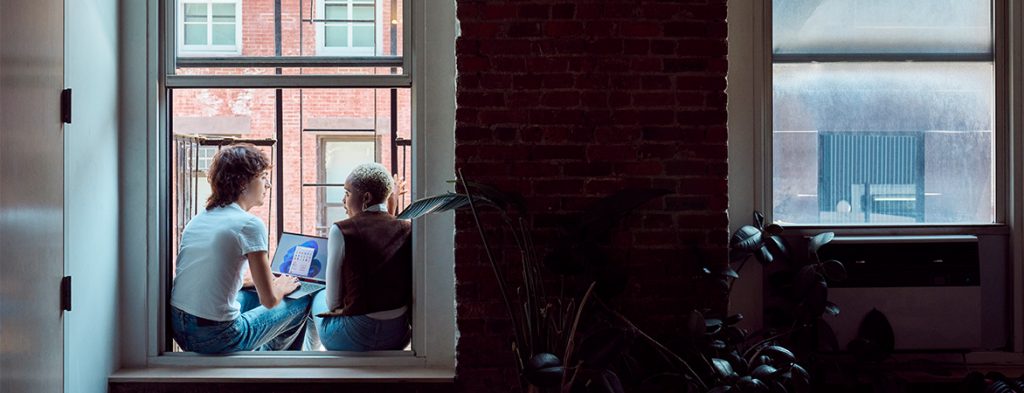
270, 232, 329, 299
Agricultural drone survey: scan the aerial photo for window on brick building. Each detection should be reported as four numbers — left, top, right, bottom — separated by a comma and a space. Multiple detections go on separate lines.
316, 135, 378, 235
316, 0, 382, 56
770, 0, 995, 225
177, 0, 242, 56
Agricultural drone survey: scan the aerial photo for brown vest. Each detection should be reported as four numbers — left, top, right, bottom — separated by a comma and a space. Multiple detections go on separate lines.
334, 212, 412, 316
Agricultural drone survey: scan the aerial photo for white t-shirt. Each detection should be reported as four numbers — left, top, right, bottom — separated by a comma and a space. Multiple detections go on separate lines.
170, 203, 268, 321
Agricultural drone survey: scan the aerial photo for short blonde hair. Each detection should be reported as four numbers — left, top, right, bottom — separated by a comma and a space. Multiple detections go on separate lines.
347, 163, 393, 204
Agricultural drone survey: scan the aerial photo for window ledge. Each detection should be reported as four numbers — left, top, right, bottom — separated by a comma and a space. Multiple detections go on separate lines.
109, 366, 454, 384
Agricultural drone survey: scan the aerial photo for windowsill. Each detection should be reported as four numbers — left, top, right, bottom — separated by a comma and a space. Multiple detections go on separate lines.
109, 365, 454, 383
779, 223, 1010, 236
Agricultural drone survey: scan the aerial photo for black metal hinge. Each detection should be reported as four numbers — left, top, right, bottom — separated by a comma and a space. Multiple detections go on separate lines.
61, 88, 72, 124
60, 276, 72, 312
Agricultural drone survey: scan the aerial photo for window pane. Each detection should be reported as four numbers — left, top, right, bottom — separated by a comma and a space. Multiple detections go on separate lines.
772, 0, 991, 54
326, 206, 348, 225
353, 4, 374, 21
324, 26, 347, 47
183, 3, 207, 22
772, 62, 994, 224
184, 24, 207, 45
352, 25, 374, 47
323, 139, 376, 203
325, 4, 346, 20
211, 24, 235, 46
211, 3, 235, 22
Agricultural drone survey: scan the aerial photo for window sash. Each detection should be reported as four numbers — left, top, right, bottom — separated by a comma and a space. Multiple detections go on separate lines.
177, 0, 241, 55
767, 0, 1000, 227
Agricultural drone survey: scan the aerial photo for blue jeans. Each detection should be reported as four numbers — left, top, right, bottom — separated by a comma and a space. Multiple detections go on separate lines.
305, 290, 410, 351
171, 290, 312, 354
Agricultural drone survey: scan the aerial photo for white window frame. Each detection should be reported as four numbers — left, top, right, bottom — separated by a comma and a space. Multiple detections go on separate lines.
115, 0, 455, 373
727, 0, 1024, 356
176, 0, 243, 57
315, 0, 385, 56
316, 133, 380, 237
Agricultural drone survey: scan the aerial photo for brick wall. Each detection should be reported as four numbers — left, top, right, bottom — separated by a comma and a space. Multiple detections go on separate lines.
453, 1, 729, 391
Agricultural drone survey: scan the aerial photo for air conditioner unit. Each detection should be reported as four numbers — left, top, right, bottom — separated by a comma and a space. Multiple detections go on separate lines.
817, 235, 1004, 351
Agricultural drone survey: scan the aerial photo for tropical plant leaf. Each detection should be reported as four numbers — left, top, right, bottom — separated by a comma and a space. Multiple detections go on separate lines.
764, 235, 790, 262
822, 259, 847, 282
524, 353, 562, 387
712, 358, 737, 380
760, 346, 796, 368
794, 265, 823, 299
751, 364, 777, 381
807, 232, 835, 255
730, 225, 764, 253
457, 180, 527, 214
712, 264, 739, 279
593, 369, 626, 393
736, 376, 769, 393
575, 188, 670, 243
789, 364, 811, 393
854, 308, 895, 360
396, 192, 473, 220
824, 301, 840, 317
755, 246, 774, 265
753, 211, 766, 230
685, 310, 705, 344
764, 223, 784, 236
802, 280, 829, 318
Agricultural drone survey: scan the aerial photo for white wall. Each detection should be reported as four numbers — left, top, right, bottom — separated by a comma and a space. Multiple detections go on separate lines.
64, 0, 122, 391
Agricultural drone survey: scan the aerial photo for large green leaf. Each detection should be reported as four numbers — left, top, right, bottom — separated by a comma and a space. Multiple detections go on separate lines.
807, 232, 835, 255
395, 192, 472, 220
730, 225, 764, 253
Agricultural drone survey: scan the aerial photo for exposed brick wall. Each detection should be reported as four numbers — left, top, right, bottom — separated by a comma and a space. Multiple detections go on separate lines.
454, 1, 729, 391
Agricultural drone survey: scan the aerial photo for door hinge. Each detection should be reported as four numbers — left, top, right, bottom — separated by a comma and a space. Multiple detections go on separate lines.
60, 276, 72, 312
61, 88, 72, 124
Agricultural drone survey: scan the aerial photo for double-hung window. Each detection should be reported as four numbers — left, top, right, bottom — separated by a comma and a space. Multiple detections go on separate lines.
150, 0, 455, 368
177, 0, 241, 56
770, 0, 996, 225
317, 0, 384, 56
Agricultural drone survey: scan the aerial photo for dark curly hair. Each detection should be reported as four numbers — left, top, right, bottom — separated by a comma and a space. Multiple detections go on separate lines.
206, 143, 271, 210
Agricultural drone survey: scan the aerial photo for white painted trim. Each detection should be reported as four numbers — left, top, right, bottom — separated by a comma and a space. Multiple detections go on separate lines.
128, 0, 456, 372
176, 0, 243, 57
314, 0, 384, 57
1006, 0, 1024, 353
110, 366, 454, 383
165, 74, 412, 88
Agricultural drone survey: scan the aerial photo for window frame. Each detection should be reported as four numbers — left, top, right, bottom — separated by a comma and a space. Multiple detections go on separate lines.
176, 0, 242, 57
315, 0, 385, 57
727, 0, 1024, 355
757, 0, 1009, 230
138, 0, 456, 369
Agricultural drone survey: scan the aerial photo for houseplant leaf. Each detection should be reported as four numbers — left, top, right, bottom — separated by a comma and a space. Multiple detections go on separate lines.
807, 232, 835, 255
730, 225, 764, 253
396, 192, 473, 220
822, 259, 847, 282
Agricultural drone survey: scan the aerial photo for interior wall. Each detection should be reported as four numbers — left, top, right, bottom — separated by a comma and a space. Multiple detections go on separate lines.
454, 1, 730, 390
64, 0, 122, 391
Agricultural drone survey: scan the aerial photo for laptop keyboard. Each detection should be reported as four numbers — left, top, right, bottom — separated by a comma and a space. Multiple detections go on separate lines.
286, 281, 325, 299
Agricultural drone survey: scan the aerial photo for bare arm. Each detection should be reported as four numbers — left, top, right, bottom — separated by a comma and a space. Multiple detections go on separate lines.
246, 250, 299, 309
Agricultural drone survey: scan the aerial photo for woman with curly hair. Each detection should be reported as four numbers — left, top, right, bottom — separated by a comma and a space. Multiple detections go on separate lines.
170, 143, 311, 353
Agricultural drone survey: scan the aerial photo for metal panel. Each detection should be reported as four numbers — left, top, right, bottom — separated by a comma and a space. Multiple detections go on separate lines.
0, 0, 65, 392
829, 287, 982, 350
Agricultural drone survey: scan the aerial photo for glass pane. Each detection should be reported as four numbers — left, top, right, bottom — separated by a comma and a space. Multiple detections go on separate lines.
184, 24, 207, 45
772, 62, 994, 224
170, 87, 412, 260
211, 3, 235, 22
175, 0, 403, 68
211, 24, 235, 46
773, 0, 991, 54
325, 4, 346, 20
326, 206, 348, 226
352, 25, 374, 47
323, 139, 376, 202
353, 4, 374, 21
324, 26, 348, 47
184, 3, 207, 22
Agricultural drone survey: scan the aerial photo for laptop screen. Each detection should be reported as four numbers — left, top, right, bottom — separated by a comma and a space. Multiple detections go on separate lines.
271, 232, 328, 281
